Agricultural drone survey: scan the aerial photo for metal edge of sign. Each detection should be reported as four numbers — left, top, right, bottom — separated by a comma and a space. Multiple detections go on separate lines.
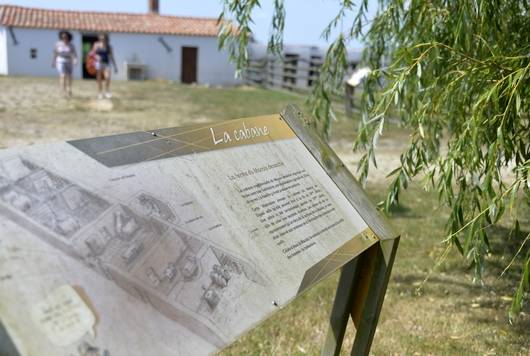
296, 227, 379, 296
67, 114, 295, 167
0, 319, 21, 356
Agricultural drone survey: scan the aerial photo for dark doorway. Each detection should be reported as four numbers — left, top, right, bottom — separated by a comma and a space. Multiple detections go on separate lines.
181, 47, 198, 84
82, 34, 98, 79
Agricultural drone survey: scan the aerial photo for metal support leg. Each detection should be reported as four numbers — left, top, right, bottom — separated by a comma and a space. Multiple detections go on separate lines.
321, 237, 399, 356
321, 257, 361, 356
350, 238, 400, 356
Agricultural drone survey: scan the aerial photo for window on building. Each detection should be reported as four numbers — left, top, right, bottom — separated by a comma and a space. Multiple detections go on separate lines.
283, 53, 299, 90
30, 48, 37, 59
308, 55, 322, 87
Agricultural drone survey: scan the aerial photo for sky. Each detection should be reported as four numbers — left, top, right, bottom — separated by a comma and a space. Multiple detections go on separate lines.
1, 0, 376, 49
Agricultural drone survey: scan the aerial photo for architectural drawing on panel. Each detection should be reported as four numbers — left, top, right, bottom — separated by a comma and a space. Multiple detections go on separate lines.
0, 156, 268, 347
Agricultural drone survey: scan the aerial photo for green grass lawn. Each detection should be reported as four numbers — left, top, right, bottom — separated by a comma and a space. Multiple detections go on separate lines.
0, 76, 528, 355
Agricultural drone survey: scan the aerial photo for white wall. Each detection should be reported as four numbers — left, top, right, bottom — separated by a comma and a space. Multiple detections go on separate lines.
109, 32, 238, 85
4, 27, 238, 85
0, 26, 9, 75
6, 27, 83, 78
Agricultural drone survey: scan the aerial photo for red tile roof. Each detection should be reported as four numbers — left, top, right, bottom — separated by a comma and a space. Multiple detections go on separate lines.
0, 5, 220, 37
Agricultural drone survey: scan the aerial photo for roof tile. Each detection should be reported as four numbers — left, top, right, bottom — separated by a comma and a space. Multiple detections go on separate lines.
0, 5, 219, 37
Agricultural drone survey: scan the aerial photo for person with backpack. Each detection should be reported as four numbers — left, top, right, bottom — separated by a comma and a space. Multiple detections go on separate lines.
91, 33, 118, 99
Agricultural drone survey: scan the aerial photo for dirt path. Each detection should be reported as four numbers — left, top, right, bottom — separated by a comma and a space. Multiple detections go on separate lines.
0, 76, 405, 183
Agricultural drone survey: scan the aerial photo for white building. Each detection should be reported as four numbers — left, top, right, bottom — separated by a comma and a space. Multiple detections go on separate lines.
0, 1, 238, 85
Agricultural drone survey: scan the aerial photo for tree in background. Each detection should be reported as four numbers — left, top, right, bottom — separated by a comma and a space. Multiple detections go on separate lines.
219, 0, 529, 321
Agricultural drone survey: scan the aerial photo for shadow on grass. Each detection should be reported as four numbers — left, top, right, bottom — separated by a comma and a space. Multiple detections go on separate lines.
392, 273, 482, 291
387, 203, 413, 215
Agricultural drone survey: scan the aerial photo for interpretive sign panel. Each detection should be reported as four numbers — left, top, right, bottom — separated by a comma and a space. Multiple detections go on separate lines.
0, 108, 386, 355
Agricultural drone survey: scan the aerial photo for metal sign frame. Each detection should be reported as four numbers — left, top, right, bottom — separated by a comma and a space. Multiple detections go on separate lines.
0, 105, 398, 356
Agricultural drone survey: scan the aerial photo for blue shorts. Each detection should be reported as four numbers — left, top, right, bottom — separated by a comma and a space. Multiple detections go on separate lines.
56, 61, 73, 75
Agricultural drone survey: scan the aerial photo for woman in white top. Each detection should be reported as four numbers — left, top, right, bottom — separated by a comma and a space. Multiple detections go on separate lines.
52, 30, 77, 98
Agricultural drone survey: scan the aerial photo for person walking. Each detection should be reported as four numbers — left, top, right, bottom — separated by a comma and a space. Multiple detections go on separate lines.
92, 33, 117, 99
52, 30, 77, 98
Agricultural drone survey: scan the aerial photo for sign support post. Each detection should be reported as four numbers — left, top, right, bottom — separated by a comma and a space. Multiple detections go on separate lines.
280, 105, 400, 356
